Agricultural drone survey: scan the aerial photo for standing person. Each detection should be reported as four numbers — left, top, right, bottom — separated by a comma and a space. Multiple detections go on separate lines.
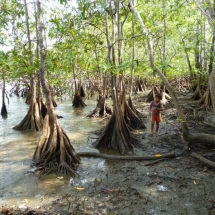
149, 94, 164, 135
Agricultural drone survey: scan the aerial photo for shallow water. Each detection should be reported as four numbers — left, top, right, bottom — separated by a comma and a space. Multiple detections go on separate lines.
0, 95, 106, 207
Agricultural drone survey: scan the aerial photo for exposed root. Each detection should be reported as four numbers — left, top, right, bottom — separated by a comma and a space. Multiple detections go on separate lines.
33, 115, 81, 175
77, 151, 175, 160
1, 79, 8, 117
146, 86, 159, 102
135, 80, 144, 92
73, 93, 87, 108
94, 126, 106, 135
52, 99, 58, 107
128, 96, 146, 118
161, 92, 171, 105
124, 101, 146, 129
1, 101, 7, 117
37, 97, 47, 119
191, 152, 215, 168
25, 89, 32, 105
58, 161, 78, 175
191, 86, 202, 100
80, 85, 86, 97
86, 96, 112, 118
13, 96, 43, 131
198, 87, 212, 108
92, 112, 134, 154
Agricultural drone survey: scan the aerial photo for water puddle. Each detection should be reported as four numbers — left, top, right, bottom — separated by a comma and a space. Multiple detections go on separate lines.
0, 95, 106, 206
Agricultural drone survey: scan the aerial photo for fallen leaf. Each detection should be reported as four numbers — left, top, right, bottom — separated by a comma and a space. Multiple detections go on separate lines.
155, 154, 162, 157
193, 180, 197, 185
25, 199, 28, 203
74, 186, 85, 191
54, 60, 60, 67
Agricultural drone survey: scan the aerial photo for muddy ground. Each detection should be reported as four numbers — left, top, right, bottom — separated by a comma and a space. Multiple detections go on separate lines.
1, 93, 215, 215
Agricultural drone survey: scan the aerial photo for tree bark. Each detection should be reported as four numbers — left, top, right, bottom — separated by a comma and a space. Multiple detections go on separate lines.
93, 0, 136, 154
1, 79, 7, 117
13, 0, 43, 131
33, 1, 80, 175
13, 77, 43, 131
130, 1, 135, 96
129, 1, 189, 138
209, 70, 215, 115
129, 1, 215, 145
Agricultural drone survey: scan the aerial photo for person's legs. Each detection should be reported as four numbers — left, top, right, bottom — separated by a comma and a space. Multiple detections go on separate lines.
155, 121, 159, 133
151, 117, 155, 134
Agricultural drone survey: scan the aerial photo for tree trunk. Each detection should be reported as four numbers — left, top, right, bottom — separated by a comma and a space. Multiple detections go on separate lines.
33, 1, 80, 175
93, 89, 134, 154
93, 0, 136, 154
130, 0, 215, 146
13, 77, 43, 131
191, 74, 202, 100
72, 67, 86, 107
130, 2, 135, 96
1, 79, 7, 117
13, 0, 43, 131
209, 70, 215, 115
86, 95, 112, 118
198, 86, 212, 108
129, 1, 189, 136
24, 0, 33, 105
121, 86, 146, 129
25, 86, 32, 105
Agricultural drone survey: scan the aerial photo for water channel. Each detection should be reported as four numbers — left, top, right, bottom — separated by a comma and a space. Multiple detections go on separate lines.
0, 94, 107, 207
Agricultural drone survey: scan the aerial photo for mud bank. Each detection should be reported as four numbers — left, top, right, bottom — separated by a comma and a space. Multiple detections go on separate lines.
1, 94, 215, 215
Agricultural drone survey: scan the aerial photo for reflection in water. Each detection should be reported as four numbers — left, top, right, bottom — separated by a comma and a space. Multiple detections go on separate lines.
0, 95, 107, 207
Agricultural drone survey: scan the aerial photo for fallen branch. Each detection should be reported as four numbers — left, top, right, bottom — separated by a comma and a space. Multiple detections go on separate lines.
77, 151, 175, 160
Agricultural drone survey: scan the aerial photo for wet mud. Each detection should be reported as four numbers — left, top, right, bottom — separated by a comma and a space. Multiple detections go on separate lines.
1, 93, 215, 215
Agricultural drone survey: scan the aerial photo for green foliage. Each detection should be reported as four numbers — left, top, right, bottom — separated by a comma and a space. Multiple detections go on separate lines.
0, 0, 213, 88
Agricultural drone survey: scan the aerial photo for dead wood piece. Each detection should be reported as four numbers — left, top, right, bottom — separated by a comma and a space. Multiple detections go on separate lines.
187, 133, 215, 145
191, 152, 215, 168
143, 158, 167, 166
77, 151, 175, 160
